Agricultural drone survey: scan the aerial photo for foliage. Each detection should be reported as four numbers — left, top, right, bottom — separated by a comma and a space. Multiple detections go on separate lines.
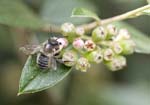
0, 0, 44, 29
71, 8, 100, 21
18, 55, 71, 95
0, 0, 149, 95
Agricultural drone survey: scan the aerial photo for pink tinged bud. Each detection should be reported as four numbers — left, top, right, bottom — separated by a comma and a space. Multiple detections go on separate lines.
57, 38, 68, 48
73, 38, 84, 50
62, 51, 78, 66
75, 57, 90, 72
114, 29, 130, 41
105, 56, 126, 71
75, 27, 85, 36
103, 48, 114, 61
84, 40, 96, 52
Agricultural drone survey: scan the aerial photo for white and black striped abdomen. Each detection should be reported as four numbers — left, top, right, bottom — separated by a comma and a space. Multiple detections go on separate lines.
37, 53, 49, 69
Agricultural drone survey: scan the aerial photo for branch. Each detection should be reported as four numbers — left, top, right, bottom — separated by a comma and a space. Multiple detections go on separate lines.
40, 4, 150, 34
40, 24, 61, 33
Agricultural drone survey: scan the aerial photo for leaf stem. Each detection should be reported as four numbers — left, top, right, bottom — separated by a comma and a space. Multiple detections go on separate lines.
79, 4, 150, 32
102, 5, 150, 24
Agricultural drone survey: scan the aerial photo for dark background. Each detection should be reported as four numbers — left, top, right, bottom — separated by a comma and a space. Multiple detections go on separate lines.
0, 0, 149, 105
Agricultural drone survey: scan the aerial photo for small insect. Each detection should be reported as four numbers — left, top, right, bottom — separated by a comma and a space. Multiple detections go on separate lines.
20, 37, 63, 70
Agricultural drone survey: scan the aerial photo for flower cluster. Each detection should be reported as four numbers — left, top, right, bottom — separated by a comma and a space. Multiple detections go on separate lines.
59, 23, 135, 72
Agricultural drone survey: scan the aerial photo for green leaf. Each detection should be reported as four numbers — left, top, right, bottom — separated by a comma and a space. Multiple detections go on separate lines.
0, 0, 44, 29
113, 22, 150, 54
18, 55, 71, 95
71, 8, 100, 21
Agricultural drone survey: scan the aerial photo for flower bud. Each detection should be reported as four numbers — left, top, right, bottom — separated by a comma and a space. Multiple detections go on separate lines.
111, 42, 123, 54
103, 48, 114, 61
114, 29, 130, 41
105, 55, 126, 71
86, 49, 103, 63
92, 26, 107, 42
106, 24, 118, 39
75, 27, 85, 36
119, 40, 135, 55
84, 40, 96, 52
75, 57, 90, 72
73, 38, 84, 50
62, 50, 78, 66
61, 22, 75, 36
57, 38, 68, 48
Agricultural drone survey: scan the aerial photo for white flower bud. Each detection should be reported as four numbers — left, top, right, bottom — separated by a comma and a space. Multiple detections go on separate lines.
86, 48, 103, 63
111, 42, 123, 54
61, 22, 75, 36
92, 26, 107, 42
62, 51, 78, 66
103, 48, 114, 61
73, 38, 84, 50
75, 57, 90, 72
119, 39, 135, 55
84, 40, 96, 52
105, 56, 126, 71
114, 29, 130, 41
75, 27, 85, 36
107, 24, 118, 36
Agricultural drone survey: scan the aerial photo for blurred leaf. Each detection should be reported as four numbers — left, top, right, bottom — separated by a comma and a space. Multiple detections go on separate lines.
40, 0, 96, 25
147, 0, 150, 4
113, 21, 150, 54
0, 25, 13, 50
18, 55, 71, 95
100, 85, 150, 105
0, 0, 44, 29
71, 8, 100, 21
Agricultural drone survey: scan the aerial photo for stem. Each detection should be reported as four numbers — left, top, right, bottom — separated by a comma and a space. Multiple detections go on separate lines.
80, 4, 150, 32
40, 4, 150, 34
101, 4, 150, 24
40, 24, 61, 33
